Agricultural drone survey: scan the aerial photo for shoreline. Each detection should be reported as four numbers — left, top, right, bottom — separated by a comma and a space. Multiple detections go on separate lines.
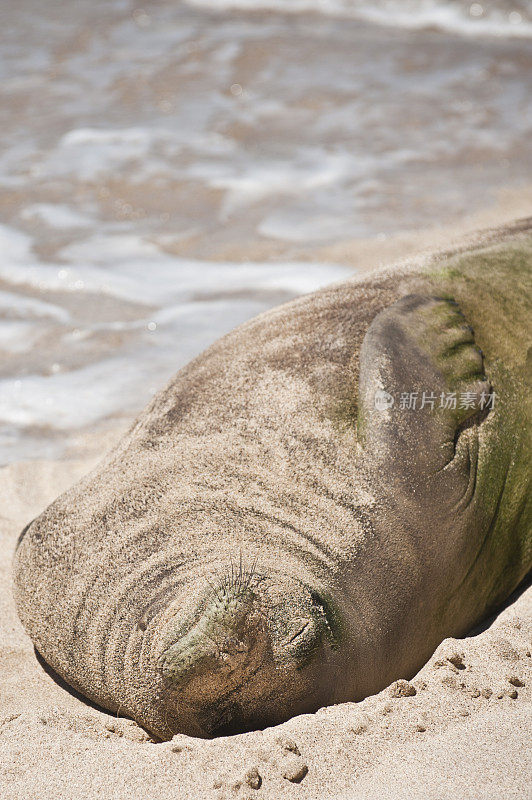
3, 183, 531, 468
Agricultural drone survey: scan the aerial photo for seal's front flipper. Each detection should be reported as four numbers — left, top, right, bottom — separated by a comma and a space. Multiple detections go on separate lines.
358, 295, 491, 484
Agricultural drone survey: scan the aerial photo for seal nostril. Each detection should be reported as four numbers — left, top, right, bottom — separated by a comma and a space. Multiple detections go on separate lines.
281, 618, 313, 650
285, 619, 311, 645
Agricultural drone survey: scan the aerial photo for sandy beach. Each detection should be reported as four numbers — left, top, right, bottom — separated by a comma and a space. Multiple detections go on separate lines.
1, 1, 531, 796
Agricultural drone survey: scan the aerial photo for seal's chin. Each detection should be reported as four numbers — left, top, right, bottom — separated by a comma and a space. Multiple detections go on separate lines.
155, 574, 336, 737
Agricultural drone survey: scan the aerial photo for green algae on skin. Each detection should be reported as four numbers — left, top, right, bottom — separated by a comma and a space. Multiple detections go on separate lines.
415, 237, 532, 614
417, 240, 532, 372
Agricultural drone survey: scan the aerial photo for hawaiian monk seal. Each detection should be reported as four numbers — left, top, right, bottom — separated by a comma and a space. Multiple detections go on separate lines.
13, 221, 531, 740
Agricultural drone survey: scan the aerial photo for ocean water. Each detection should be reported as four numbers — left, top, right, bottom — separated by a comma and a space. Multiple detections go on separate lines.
0, 0, 530, 463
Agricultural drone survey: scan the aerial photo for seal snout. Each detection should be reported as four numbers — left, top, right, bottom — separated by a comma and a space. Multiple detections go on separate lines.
158, 582, 268, 709
155, 571, 335, 737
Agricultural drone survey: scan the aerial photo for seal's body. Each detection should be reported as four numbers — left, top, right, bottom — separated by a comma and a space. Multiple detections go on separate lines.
13, 224, 531, 739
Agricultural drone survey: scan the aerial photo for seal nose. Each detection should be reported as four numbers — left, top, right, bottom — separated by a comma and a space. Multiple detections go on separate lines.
156, 574, 332, 736
158, 583, 268, 709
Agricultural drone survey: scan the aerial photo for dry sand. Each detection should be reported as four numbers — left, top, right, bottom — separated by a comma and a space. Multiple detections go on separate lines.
1, 445, 530, 799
